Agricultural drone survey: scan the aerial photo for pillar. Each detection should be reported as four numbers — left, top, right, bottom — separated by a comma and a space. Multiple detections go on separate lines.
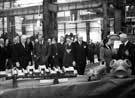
86, 21, 90, 42
114, 0, 126, 33
7, 16, 15, 40
102, 0, 109, 39
43, 0, 57, 39
2, 0, 4, 34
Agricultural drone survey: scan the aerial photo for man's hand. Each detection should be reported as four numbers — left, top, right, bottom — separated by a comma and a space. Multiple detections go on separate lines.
34, 55, 37, 58
125, 50, 129, 56
28, 61, 31, 66
87, 60, 90, 65
16, 62, 20, 67
72, 61, 76, 66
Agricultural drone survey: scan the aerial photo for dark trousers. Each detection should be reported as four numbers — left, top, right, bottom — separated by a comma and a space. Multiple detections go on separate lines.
132, 67, 135, 75
58, 58, 63, 68
76, 64, 86, 75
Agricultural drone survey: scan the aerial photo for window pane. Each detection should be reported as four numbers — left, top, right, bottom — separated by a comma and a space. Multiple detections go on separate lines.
57, 12, 65, 17
77, 23, 86, 28
4, 2, 10, 9
90, 21, 101, 27
4, 17, 7, 32
58, 24, 64, 30
66, 29, 76, 35
58, 30, 64, 42
25, 15, 33, 20
0, 3, 3, 9
77, 29, 86, 41
66, 23, 75, 29
90, 27, 100, 33
65, 11, 71, 17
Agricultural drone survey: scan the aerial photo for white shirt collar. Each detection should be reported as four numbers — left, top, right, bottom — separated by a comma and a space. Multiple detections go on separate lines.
124, 40, 128, 46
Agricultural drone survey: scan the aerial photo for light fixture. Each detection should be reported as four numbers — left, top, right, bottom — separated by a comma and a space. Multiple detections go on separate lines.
15, 0, 43, 7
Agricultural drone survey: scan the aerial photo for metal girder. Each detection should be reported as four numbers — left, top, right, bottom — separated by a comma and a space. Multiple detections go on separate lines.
0, 5, 43, 17
0, 0, 16, 2
0, 0, 102, 17
57, 0, 102, 12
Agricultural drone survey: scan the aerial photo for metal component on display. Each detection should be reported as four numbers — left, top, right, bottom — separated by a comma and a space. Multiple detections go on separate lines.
63, 66, 78, 77
87, 61, 106, 81
109, 59, 132, 78
12, 74, 18, 88
0, 66, 77, 83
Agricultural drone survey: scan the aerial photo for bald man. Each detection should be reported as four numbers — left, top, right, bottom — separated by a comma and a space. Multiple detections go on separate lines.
117, 33, 135, 75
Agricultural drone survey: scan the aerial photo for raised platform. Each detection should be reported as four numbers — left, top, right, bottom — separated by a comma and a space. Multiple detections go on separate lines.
0, 75, 135, 98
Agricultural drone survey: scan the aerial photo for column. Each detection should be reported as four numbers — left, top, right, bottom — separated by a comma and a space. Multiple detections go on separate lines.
43, 0, 57, 39
114, 0, 126, 33
2, 0, 4, 34
86, 21, 90, 42
22, 17, 26, 34
7, 1, 15, 40
7, 16, 15, 40
43, 0, 50, 39
102, 0, 109, 39
114, 8, 126, 33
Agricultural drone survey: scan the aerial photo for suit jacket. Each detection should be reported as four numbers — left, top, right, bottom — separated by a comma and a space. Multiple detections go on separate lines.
34, 41, 51, 65
57, 43, 65, 66
50, 43, 59, 67
5, 44, 12, 69
117, 41, 135, 74
11, 43, 19, 65
100, 45, 112, 67
87, 43, 95, 63
63, 43, 74, 67
0, 46, 6, 71
117, 41, 135, 60
72, 41, 88, 67
16, 43, 32, 69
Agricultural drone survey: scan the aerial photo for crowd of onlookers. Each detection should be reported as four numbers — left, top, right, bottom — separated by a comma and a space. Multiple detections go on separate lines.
0, 32, 135, 75
0, 34, 101, 74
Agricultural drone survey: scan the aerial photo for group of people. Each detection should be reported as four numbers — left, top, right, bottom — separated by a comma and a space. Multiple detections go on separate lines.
0, 32, 135, 75
100, 33, 135, 75
0, 36, 33, 71
0, 34, 100, 75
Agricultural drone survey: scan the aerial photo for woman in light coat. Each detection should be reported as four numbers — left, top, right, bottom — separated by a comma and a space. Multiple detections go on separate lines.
100, 38, 113, 73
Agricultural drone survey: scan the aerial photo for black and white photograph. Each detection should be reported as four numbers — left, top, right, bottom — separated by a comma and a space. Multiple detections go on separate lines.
0, 0, 135, 98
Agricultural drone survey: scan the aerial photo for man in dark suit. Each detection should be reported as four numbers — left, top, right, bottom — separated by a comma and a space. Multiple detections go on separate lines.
72, 36, 90, 75
50, 37, 59, 68
0, 38, 6, 71
117, 33, 135, 75
87, 39, 95, 63
57, 36, 65, 68
11, 36, 20, 68
15, 35, 32, 69
34, 36, 51, 68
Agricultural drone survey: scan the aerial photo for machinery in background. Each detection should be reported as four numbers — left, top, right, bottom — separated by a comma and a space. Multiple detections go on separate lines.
87, 59, 132, 81
87, 61, 107, 81
109, 59, 132, 78
0, 65, 77, 80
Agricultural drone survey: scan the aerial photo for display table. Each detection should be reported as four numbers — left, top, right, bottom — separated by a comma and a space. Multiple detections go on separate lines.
0, 76, 135, 98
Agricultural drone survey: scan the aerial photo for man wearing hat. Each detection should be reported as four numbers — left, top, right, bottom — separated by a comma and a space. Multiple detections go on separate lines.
117, 33, 135, 75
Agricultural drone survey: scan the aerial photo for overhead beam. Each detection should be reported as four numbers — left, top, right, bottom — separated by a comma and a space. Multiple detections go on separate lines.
0, 0, 102, 17
57, 0, 102, 12
0, 0, 16, 2
0, 6, 43, 17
